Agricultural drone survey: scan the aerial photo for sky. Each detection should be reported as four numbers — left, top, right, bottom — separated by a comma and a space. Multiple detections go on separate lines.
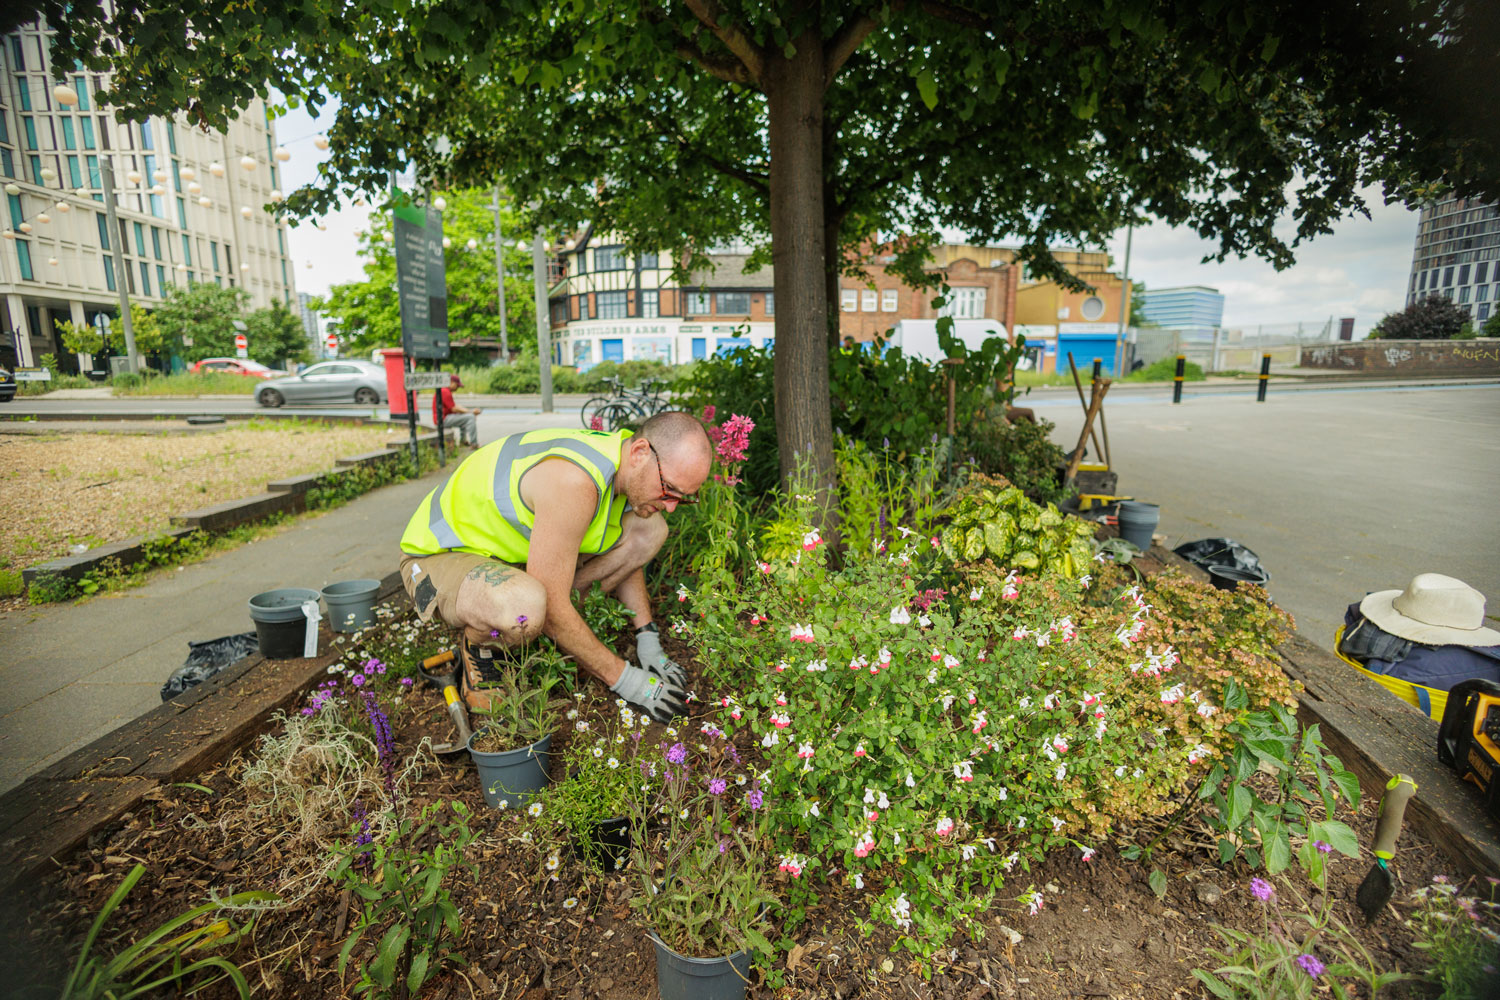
271, 102, 1420, 339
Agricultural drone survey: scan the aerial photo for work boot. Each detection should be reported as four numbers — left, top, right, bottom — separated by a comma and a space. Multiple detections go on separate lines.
458, 638, 511, 711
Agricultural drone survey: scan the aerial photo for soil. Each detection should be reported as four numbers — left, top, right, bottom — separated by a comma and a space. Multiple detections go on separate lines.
0, 421, 402, 569
0, 628, 1483, 1000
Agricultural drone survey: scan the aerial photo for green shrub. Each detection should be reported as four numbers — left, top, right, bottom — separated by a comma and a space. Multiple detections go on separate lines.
955, 406, 1070, 505
484, 351, 685, 395
1126, 356, 1207, 382
0, 567, 24, 597
27, 572, 77, 603
112, 372, 142, 389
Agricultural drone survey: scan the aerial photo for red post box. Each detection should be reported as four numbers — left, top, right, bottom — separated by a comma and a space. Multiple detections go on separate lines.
380, 349, 409, 416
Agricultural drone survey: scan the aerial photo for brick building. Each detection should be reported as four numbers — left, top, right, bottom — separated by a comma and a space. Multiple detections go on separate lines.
836, 249, 1018, 344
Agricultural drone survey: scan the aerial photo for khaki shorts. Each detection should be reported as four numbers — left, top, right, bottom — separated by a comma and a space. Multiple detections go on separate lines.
399, 550, 522, 629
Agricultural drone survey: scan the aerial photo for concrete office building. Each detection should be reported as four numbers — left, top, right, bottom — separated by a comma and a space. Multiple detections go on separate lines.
0, 15, 297, 370
1406, 197, 1499, 325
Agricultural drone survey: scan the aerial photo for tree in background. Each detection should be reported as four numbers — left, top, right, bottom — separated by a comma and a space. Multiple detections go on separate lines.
313, 188, 535, 361
1482, 313, 1500, 339
46, 0, 1500, 496
152, 284, 249, 363
1127, 281, 1156, 329
245, 299, 313, 368
56, 303, 165, 357
1370, 295, 1470, 340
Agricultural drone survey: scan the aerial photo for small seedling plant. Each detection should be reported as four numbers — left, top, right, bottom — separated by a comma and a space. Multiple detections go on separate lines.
468, 659, 564, 753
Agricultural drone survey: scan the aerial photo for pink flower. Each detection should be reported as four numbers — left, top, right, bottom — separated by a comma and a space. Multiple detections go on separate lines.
589, 415, 604, 431
866, 808, 880, 822
715, 414, 754, 464
935, 816, 955, 837
778, 853, 805, 877
789, 624, 815, 642
758, 561, 772, 574
853, 743, 867, 758
853, 830, 876, 857
1011, 626, 1029, 641
701, 404, 716, 423
953, 761, 973, 782
774, 660, 788, 672
774, 690, 788, 706
802, 529, 823, 551
971, 710, 989, 734
797, 742, 815, 759
771, 712, 791, 729
1081, 846, 1096, 862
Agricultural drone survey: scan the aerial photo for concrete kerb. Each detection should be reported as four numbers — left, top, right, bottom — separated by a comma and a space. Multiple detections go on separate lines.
20, 430, 454, 588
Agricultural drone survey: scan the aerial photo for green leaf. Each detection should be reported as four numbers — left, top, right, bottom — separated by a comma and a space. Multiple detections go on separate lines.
1227, 784, 1252, 829
407, 949, 431, 992
1310, 819, 1360, 858
1331, 768, 1361, 808
915, 69, 938, 110
1148, 868, 1168, 900
743, 927, 773, 954
1265, 829, 1292, 874
1191, 970, 1237, 999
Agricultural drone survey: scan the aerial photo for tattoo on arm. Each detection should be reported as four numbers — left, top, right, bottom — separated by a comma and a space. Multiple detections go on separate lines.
467, 563, 517, 587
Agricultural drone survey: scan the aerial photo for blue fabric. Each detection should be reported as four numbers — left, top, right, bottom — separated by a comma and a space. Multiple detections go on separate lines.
1343, 603, 1500, 692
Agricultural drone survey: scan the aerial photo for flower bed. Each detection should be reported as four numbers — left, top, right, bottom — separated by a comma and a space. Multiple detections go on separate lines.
4, 436, 1497, 998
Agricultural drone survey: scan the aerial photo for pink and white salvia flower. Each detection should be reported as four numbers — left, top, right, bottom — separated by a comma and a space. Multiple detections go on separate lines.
941, 692, 956, 711
1012, 626, 1029, 641
897, 525, 916, 538
1002, 851, 1019, 871
774, 659, 788, 673
771, 711, 791, 729
1051, 734, 1069, 754
866, 808, 880, 822
1196, 702, 1218, 718
1081, 846, 1096, 862
676, 584, 690, 602
935, 816, 955, 837
878, 647, 893, 667
852, 742, 867, 758
778, 854, 806, 877
1024, 889, 1045, 916
761, 730, 781, 748
1187, 743, 1211, 764
944, 653, 961, 669
1094, 716, 1108, 740
1055, 763, 1067, 781
889, 606, 911, 626
962, 843, 978, 861
1114, 623, 1135, 646
1079, 574, 1092, 589
917, 613, 932, 627
971, 710, 989, 734
802, 529, 823, 551
1050, 815, 1066, 832
806, 659, 828, 672
1035, 631, 1051, 648
967, 690, 978, 705
789, 624, 815, 642
774, 690, 788, 706
926, 667, 940, 684
930, 535, 940, 549
1160, 683, 1186, 705
757, 561, 773, 574
749, 613, 766, 626
1080, 692, 1101, 710
929, 648, 943, 662
848, 654, 869, 671
797, 742, 815, 759
953, 760, 974, 783
977, 649, 987, 661
970, 587, 984, 601
853, 830, 877, 857
1042, 692, 1060, 710
997, 786, 1008, 801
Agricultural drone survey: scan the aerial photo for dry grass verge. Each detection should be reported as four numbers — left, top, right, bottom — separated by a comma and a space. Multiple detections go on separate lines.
0, 419, 403, 572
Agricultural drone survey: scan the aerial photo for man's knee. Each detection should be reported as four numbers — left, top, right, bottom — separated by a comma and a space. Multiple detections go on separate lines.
454, 564, 547, 645
631, 515, 669, 563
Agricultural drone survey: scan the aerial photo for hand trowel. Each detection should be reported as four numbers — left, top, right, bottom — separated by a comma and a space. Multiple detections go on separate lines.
1355, 773, 1417, 921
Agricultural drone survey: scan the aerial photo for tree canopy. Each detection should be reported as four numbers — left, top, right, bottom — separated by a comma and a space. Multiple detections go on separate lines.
1370, 294, 1472, 340
44, 0, 1500, 489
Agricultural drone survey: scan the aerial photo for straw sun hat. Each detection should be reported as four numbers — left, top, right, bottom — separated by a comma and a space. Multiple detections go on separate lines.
1360, 574, 1500, 647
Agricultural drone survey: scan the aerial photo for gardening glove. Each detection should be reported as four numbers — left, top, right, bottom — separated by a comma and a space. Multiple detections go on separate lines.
610, 662, 688, 723
635, 623, 688, 687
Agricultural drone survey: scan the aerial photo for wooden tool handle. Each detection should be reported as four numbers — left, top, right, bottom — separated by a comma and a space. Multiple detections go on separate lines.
1373, 773, 1417, 861
422, 649, 457, 670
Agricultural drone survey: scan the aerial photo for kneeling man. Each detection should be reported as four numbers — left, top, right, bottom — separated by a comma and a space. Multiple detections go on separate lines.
398, 411, 711, 721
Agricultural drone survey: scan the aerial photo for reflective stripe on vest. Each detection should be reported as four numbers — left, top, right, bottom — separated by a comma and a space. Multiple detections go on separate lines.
400, 428, 630, 562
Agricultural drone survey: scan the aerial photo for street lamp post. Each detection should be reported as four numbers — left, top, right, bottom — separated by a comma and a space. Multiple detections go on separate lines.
531, 230, 553, 412
492, 185, 510, 363
97, 156, 139, 374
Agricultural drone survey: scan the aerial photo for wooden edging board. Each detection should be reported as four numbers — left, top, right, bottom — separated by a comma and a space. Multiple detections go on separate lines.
0, 571, 407, 895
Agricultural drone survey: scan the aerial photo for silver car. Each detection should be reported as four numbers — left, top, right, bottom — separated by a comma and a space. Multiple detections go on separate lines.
255, 360, 389, 407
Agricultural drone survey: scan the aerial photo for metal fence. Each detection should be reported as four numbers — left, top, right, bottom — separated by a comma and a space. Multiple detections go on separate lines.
1131, 319, 1341, 372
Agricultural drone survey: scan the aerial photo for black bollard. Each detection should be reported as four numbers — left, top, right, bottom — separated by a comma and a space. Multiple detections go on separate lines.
1172, 355, 1185, 404
1257, 353, 1271, 402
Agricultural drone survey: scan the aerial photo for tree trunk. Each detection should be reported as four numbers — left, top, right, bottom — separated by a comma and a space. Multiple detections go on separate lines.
823, 120, 842, 351
766, 30, 836, 502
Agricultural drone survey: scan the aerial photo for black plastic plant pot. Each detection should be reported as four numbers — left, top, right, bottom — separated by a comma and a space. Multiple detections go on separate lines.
467, 729, 552, 808
1206, 564, 1270, 591
573, 816, 631, 871
247, 588, 321, 659
648, 932, 753, 1000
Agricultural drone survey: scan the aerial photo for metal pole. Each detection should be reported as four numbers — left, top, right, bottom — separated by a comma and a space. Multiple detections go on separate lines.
1172, 355, 1185, 404
531, 229, 553, 412
97, 157, 138, 374
493, 185, 510, 363
1115, 224, 1132, 379
1257, 353, 1271, 402
391, 167, 419, 467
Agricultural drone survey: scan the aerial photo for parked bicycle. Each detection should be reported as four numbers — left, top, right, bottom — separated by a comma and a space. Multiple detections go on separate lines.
580, 376, 675, 431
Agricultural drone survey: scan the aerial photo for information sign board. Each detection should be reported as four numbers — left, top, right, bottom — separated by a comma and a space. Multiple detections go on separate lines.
404, 372, 452, 391
394, 201, 450, 360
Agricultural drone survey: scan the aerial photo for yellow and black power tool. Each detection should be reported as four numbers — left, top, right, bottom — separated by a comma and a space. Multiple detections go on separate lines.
1437, 678, 1500, 822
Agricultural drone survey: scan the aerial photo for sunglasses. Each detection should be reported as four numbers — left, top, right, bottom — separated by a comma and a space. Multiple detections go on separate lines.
648, 441, 700, 505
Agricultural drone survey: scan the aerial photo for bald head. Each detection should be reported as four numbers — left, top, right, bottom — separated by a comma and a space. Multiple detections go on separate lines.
642, 410, 714, 466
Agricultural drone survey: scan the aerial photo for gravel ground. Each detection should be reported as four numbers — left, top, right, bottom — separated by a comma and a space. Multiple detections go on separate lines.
1, 420, 405, 570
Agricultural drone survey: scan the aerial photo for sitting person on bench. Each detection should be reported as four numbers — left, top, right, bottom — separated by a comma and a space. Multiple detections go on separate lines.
1340, 573, 1500, 692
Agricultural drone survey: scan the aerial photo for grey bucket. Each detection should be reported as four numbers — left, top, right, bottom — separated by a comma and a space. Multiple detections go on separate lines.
649, 933, 752, 1000
1117, 501, 1160, 551
322, 579, 381, 632
467, 730, 552, 808
248, 588, 322, 659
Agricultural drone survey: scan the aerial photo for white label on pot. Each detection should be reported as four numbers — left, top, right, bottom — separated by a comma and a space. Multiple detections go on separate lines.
302, 600, 321, 658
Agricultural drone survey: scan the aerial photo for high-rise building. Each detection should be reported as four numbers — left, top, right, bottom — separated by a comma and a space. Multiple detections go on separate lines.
1136, 285, 1225, 340
0, 16, 297, 371
297, 291, 322, 350
1405, 197, 1499, 325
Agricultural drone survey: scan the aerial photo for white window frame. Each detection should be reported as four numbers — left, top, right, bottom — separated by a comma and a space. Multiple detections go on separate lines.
840, 289, 857, 312
861, 289, 878, 312
939, 286, 987, 319
640, 290, 659, 318
881, 289, 898, 312
686, 291, 711, 314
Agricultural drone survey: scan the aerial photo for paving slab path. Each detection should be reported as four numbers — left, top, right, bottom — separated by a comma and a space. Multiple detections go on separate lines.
0, 409, 573, 794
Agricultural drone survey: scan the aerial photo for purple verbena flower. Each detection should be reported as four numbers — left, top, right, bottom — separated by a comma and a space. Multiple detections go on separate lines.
1250, 877, 1274, 902
666, 742, 687, 765
399, 677, 414, 688
351, 799, 374, 869
746, 788, 764, 811
708, 778, 727, 795
517, 614, 529, 626
361, 690, 397, 799
1315, 840, 1332, 855
1296, 954, 1325, 978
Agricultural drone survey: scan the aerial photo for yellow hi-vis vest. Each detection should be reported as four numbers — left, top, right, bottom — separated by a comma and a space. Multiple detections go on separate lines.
399, 428, 632, 563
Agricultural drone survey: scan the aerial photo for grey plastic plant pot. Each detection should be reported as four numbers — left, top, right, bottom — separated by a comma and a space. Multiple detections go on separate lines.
649, 932, 753, 1000
1116, 501, 1160, 552
467, 729, 552, 808
1207, 564, 1270, 591
248, 588, 321, 659
321, 579, 381, 632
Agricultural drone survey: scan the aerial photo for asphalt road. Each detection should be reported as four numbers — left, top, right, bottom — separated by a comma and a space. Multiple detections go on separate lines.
1036, 382, 1500, 643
